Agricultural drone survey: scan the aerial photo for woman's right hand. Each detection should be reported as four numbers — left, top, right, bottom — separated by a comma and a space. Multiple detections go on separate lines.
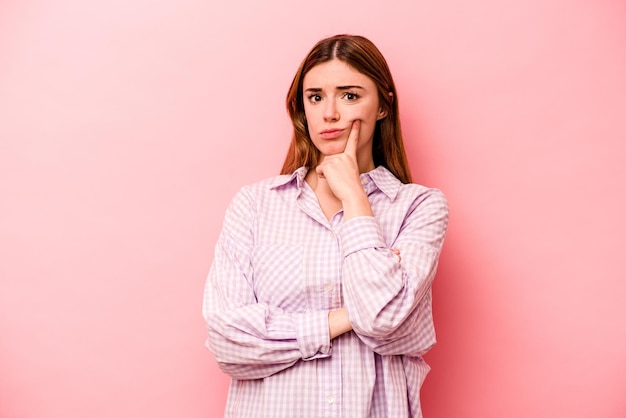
328, 307, 352, 339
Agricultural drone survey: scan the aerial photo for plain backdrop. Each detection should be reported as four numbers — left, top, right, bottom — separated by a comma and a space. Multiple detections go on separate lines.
1, 0, 625, 417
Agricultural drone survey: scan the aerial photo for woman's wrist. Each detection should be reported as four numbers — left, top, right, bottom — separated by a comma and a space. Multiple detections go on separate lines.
342, 192, 373, 221
328, 307, 352, 339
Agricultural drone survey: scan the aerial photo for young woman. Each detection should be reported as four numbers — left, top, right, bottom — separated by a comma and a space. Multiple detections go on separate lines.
203, 34, 449, 418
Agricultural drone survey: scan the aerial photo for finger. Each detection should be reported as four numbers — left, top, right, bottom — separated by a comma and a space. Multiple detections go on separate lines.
391, 248, 401, 262
315, 165, 325, 178
343, 119, 361, 158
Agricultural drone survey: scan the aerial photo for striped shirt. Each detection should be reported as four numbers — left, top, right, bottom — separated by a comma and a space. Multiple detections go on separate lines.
203, 165, 449, 418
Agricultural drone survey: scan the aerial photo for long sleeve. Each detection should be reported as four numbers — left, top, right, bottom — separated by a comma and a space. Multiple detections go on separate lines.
339, 188, 448, 356
202, 188, 332, 380
204, 168, 447, 418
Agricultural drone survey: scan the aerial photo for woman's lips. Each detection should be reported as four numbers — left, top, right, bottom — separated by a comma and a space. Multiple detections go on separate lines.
320, 129, 345, 140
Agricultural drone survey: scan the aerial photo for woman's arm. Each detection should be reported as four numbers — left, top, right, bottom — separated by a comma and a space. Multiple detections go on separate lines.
340, 188, 449, 355
203, 189, 332, 380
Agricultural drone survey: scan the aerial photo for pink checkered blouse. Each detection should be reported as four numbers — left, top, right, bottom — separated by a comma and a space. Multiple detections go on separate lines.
203, 165, 448, 418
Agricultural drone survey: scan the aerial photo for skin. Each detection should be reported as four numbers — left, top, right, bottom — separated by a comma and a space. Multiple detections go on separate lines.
302, 59, 387, 222
300, 59, 398, 339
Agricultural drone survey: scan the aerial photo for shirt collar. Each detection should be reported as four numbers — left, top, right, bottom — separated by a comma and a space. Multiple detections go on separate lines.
268, 166, 308, 190
269, 165, 402, 201
360, 165, 402, 201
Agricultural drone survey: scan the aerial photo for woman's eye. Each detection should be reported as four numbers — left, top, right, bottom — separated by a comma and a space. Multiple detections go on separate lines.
343, 92, 359, 101
308, 94, 322, 103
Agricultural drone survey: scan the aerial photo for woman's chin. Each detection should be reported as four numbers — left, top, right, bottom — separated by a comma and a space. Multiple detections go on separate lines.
317, 143, 346, 157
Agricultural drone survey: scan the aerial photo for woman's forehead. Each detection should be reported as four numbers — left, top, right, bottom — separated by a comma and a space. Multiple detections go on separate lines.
303, 60, 374, 89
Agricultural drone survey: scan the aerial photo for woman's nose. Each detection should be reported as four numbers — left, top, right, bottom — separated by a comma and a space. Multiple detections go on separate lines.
323, 100, 339, 122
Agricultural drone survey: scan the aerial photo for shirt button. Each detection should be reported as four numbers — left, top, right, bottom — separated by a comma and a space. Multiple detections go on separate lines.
324, 284, 334, 292
326, 395, 335, 404
329, 230, 335, 238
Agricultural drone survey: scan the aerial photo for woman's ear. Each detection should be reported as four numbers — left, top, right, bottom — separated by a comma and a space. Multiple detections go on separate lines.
377, 92, 394, 120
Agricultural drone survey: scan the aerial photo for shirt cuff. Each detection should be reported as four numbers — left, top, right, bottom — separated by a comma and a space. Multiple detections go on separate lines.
339, 216, 386, 257
293, 310, 332, 360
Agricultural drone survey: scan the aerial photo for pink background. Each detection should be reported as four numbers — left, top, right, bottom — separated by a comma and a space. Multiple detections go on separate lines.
1, 0, 625, 417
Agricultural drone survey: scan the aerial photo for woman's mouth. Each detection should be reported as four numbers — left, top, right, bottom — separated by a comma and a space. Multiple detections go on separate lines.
320, 129, 345, 140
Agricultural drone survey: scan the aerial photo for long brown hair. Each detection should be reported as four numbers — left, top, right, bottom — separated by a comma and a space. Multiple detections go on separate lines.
280, 34, 412, 184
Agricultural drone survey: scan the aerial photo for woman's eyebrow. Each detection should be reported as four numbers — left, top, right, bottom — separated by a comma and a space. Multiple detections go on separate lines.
337, 85, 364, 90
304, 85, 365, 93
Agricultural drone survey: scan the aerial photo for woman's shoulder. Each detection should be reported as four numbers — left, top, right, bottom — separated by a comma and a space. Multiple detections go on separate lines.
221, 173, 295, 223
238, 171, 300, 195
228, 170, 302, 207
400, 182, 447, 205
372, 166, 447, 204
401, 182, 446, 199
398, 183, 448, 221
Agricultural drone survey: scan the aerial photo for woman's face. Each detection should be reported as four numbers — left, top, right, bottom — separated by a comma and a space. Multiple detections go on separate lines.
302, 59, 385, 168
